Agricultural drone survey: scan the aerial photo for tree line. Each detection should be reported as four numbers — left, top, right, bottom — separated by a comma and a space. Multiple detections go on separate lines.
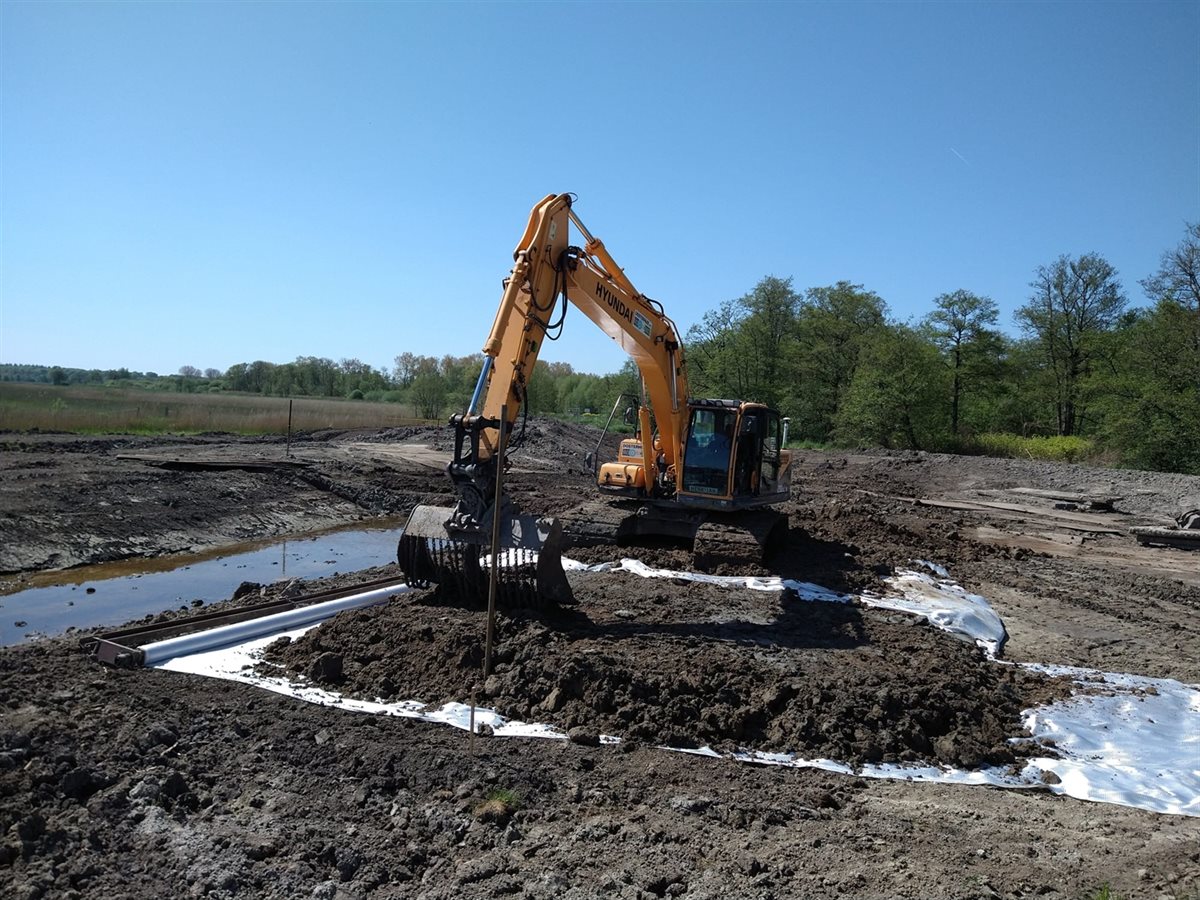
684, 223, 1198, 474
5, 223, 1194, 473
0, 354, 641, 425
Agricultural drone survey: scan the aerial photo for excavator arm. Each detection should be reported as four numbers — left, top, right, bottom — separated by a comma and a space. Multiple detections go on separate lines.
398, 195, 690, 606
477, 194, 687, 461
450, 193, 689, 518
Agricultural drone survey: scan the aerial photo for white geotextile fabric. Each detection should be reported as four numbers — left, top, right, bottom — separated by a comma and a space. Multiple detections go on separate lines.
156, 627, 591, 742
865, 568, 1008, 657
154, 560, 1200, 818
564, 557, 1006, 656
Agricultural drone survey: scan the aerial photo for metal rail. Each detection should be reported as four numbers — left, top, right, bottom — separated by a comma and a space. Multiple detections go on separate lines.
81, 575, 409, 667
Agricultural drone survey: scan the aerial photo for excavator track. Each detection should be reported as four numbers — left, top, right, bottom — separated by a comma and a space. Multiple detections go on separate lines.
559, 500, 633, 548
559, 500, 786, 570
693, 510, 787, 571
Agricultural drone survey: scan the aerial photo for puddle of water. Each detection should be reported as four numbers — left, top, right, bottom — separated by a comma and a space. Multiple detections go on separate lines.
0, 522, 405, 646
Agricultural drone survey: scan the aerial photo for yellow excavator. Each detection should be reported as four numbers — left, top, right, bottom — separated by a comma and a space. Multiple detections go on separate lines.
398, 193, 792, 607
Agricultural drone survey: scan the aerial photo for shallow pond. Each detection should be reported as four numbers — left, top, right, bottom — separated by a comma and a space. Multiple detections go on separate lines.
0, 522, 404, 646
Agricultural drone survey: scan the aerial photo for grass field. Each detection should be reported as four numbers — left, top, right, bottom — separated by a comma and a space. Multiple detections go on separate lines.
0, 383, 433, 435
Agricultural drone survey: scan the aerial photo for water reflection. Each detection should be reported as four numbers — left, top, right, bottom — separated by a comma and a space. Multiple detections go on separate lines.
0, 522, 403, 646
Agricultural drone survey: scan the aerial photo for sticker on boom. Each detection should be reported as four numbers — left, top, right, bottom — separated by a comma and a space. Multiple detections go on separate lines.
633, 311, 653, 338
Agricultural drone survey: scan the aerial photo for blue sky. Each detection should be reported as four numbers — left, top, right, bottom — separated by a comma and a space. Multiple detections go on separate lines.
2, 1, 1197, 378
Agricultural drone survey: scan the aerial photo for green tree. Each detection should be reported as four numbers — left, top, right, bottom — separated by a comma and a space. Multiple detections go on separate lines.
922, 290, 1003, 436
524, 360, 558, 414
245, 361, 274, 394
792, 281, 888, 441
393, 352, 418, 387
293, 356, 338, 396
1141, 222, 1200, 316
410, 372, 448, 420
685, 276, 801, 408
739, 276, 800, 408
596, 359, 642, 418
686, 297, 754, 399
1016, 253, 1127, 436
834, 324, 950, 450
1095, 224, 1200, 473
224, 363, 249, 391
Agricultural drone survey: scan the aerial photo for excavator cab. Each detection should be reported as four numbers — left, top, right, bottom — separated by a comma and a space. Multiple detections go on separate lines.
678, 401, 790, 508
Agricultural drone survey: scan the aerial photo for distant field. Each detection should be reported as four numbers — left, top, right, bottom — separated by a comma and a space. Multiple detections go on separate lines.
0, 383, 433, 434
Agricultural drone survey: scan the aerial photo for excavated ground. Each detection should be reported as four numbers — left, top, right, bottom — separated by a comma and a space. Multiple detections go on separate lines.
263, 577, 1056, 770
2, 422, 1199, 899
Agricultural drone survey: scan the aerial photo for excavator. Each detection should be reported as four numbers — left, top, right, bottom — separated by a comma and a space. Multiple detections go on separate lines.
397, 193, 792, 607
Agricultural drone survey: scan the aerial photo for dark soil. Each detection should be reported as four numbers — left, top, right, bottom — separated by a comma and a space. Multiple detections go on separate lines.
264, 574, 1054, 769
2, 423, 1199, 899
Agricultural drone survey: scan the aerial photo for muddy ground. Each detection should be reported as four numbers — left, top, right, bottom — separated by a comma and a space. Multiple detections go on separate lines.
1, 423, 1198, 899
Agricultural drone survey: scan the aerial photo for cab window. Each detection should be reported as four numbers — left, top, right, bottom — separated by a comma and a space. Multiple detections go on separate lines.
683, 408, 735, 494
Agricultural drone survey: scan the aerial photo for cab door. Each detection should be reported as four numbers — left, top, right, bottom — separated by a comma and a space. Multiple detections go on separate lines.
757, 412, 781, 494
681, 406, 736, 498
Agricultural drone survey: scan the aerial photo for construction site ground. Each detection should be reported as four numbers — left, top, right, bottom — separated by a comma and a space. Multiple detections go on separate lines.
1, 423, 1198, 899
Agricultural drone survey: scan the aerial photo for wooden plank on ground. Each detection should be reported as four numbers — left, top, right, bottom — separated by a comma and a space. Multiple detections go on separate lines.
1006, 488, 1118, 511
867, 493, 1125, 534
1131, 527, 1200, 550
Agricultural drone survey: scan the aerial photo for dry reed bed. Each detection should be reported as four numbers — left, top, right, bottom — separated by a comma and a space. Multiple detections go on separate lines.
0, 383, 429, 434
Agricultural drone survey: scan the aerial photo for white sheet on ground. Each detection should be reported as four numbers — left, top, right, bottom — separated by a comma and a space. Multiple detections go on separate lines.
562, 556, 850, 604
720, 665, 1200, 817
867, 567, 1008, 658
563, 557, 1006, 654
154, 560, 1200, 818
156, 626, 601, 741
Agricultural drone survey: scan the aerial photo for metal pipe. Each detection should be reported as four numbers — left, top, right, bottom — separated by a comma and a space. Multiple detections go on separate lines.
467, 356, 494, 416
567, 208, 595, 246
590, 392, 627, 476
782, 417, 791, 449
483, 403, 508, 679
668, 348, 678, 412
142, 583, 408, 665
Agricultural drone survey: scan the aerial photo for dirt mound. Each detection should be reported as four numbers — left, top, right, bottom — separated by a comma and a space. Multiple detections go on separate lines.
263, 571, 1061, 769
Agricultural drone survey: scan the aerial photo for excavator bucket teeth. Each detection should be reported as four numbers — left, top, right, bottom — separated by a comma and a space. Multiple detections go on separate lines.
397, 504, 572, 609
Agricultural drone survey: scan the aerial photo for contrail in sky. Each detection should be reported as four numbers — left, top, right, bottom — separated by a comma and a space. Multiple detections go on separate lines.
950, 147, 971, 166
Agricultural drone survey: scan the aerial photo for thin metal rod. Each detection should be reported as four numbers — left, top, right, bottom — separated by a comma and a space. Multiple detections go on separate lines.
467, 356, 493, 416
567, 208, 595, 246
590, 391, 629, 476
469, 695, 476, 754
484, 403, 507, 679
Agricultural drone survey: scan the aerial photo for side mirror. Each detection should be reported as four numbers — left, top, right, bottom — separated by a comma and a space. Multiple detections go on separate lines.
622, 406, 637, 426
584, 451, 596, 473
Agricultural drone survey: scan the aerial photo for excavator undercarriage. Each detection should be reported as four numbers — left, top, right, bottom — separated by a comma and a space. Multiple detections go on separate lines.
559, 500, 787, 571
397, 496, 787, 608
